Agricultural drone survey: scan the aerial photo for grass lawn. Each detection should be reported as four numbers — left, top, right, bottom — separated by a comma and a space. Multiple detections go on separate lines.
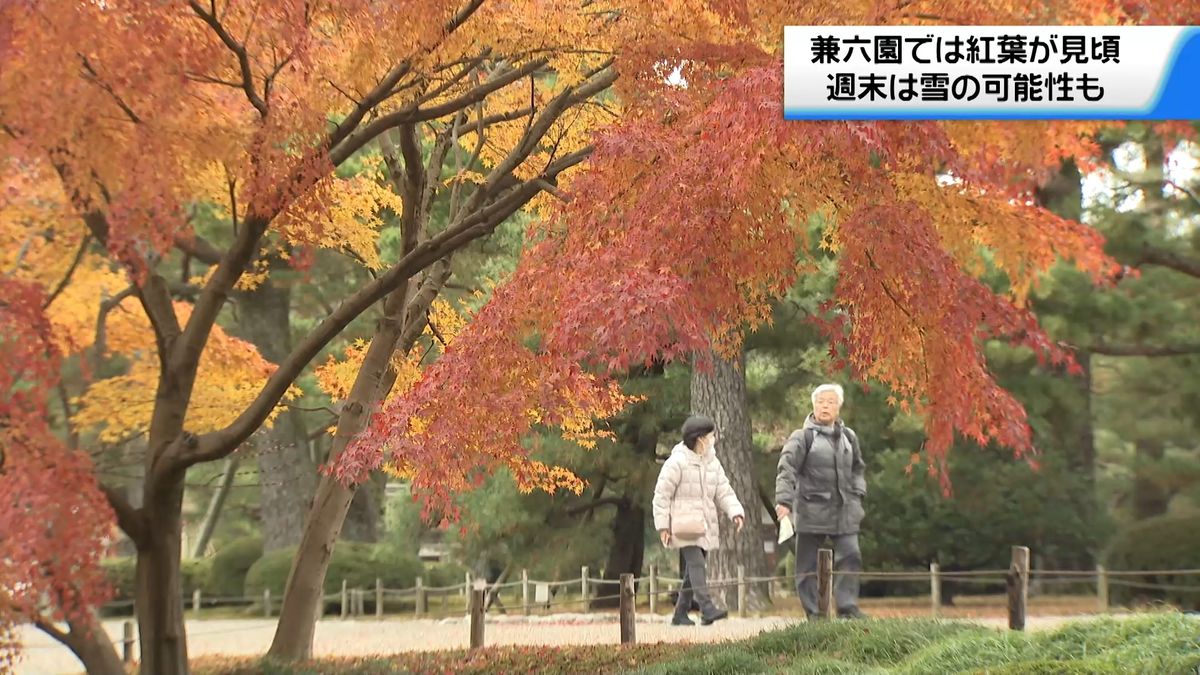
191, 612, 1200, 674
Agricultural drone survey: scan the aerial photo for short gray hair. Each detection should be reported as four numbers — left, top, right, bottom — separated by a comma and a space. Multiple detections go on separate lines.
811, 383, 844, 408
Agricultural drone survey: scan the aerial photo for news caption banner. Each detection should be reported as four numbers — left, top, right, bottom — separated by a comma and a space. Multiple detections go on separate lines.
783, 26, 1200, 120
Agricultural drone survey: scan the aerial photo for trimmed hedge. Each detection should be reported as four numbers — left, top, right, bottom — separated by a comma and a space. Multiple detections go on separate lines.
244, 542, 422, 597
1105, 513, 1200, 610
208, 535, 263, 598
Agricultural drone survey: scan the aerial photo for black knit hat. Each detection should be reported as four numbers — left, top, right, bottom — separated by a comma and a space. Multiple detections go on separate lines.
681, 414, 716, 450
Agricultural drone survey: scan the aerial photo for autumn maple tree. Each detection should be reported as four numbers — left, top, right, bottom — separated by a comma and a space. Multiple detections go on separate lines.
2, 0, 620, 672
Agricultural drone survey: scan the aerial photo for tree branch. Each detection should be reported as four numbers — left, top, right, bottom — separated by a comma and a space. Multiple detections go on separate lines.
173, 233, 224, 265
329, 58, 549, 167
181, 148, 592, 468
100, 483, 145, 544
187, 0, 269, 117
33, 617, 70, 645
566, 495, 627, 517
1090, 342, 1200, 357
78, 210, 182, 355
42, 233, 91, 309
324, 0, 486, 150
1138, 245, 1200, 279
173, 215, 268, 375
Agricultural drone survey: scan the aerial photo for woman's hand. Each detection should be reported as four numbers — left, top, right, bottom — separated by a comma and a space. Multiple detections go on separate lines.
733, 515, 744, 533
659, 529, 671, 547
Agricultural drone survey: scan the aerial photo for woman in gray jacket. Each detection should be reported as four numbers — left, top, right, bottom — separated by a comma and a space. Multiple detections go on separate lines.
652, 415, 745, 626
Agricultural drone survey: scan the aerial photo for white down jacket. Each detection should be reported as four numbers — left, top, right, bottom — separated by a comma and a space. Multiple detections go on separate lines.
652, 442, 745, 550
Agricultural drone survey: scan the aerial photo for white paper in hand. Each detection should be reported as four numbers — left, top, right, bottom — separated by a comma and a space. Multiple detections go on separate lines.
777, 515, 795, 545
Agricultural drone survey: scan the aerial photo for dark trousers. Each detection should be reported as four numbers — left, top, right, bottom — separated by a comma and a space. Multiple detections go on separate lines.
795, 532, 862, 617
675, 546, 718, 618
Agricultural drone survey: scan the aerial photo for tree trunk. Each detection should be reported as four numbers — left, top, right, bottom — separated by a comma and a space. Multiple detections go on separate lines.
256, 409, 316, 551
268, 283, 420, 659
135, 479, 188, 674
1133, 438, 1169, 519
234, 278, 318, 551
690, 346, 771, 610
191, 457, 238, 558
593, 500, 646, 609
341, 473, 384, 542
36, 609, 125, 675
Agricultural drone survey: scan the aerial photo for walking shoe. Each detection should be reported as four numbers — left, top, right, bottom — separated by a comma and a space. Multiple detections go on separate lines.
671, 614, 695, 626
838, 607, 867, 619
700, 609, 729, 626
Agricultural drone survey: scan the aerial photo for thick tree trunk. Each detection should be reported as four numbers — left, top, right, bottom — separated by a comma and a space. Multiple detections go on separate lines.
36, 609, 125, 675
234, 279, 318, 551
256, 410, 316, 551
268, 285, 417, 659
690, 346, 771, 610
341, 473, 384, 542
191, 457, 238, 558
135, 479, 188, 675
1133, 438, 1169, 519
592, 500, 646, 609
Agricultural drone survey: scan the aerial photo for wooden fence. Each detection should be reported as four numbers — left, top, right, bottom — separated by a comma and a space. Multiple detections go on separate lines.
107, 545, 1200, 661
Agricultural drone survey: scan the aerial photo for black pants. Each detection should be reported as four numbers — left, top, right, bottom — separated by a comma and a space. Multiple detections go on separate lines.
794, 532, 862, 617
675, 546, 718, 618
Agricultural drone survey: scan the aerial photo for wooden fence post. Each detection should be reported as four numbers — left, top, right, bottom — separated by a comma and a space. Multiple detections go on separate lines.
737, 564, 747, 618
464, 574, 472, 617
817, 548, 834, 619
581, 566, 589, 612
648, 565, 659, 615
122, 621, 134, 664
469, 583, 486, 650
416, 577, 427, 617
1096, 564, 1109, 613
1007, 546, 1030, 631
341, 579, 349, 619
619, 573, 636, 645
930, 562, 941, 618
193, 589, 201, 617
263, 589, 271, 618
521, 570, 530, 616
376, 578, 384, 619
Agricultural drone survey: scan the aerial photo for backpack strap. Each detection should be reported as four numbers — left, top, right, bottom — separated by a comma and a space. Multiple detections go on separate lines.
797, 427, 816, 477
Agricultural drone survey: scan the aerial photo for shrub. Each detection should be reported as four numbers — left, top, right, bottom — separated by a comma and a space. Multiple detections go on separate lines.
244, 543, 422, 598
635, 646, 768, 675
423, 561, 470, 588
1105, 513, 1200, 610
103, 556, 212, 601
208, 535, 263, 598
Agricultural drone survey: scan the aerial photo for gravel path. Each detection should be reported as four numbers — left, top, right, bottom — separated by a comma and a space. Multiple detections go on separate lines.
10, 612, 1124, 674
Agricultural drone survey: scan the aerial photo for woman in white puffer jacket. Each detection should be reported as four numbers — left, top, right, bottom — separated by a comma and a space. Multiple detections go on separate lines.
652, 414, 745, 626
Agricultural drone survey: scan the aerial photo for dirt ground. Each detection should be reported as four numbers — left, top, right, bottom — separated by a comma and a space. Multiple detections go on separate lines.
11, 596, 1132, 675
